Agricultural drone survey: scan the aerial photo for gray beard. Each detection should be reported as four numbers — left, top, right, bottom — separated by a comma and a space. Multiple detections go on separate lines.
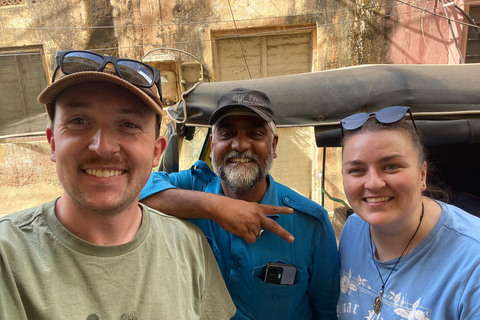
212, 148, 273, 197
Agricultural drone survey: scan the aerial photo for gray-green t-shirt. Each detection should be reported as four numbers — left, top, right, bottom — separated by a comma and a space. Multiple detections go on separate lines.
0, 199, 235, 320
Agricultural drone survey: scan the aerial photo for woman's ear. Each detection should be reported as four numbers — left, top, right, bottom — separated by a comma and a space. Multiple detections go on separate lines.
421, 161, 427, 190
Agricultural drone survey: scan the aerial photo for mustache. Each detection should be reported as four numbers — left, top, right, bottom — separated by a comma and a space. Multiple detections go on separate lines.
224, 150, 259, 165
79, 154, 128, 169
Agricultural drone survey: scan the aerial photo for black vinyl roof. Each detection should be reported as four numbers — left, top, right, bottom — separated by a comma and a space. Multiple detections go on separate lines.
167, 64, 480, 147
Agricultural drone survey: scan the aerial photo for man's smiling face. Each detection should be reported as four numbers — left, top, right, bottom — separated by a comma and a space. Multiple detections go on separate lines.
47, 81, 165, 215
211, 115, 277, 197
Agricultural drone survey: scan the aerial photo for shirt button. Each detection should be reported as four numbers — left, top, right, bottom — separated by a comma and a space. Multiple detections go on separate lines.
272, 294, 279, 299
284, 197, 289, 202
232, 262, 238, 268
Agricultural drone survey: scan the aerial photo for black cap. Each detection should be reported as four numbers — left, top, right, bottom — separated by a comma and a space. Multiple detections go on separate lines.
209, 88, 276, 125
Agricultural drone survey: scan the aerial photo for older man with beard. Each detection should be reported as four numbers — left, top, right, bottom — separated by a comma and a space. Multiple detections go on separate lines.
140, 88, 340, 320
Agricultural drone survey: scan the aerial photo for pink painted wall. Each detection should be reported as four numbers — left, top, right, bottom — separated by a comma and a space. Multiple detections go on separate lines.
389, 0, 470, 64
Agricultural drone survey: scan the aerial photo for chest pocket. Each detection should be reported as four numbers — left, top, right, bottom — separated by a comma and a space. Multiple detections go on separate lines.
249, 266, 308, 319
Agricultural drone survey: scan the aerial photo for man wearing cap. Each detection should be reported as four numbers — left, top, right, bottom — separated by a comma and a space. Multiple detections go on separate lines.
140, 88, 340, 319
0, 50, 235, 319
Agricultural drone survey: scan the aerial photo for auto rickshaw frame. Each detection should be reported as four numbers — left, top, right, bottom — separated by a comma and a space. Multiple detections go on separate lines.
160, 63, 480, 224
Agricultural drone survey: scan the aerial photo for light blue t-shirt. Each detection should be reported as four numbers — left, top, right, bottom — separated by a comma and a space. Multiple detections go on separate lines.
141, 161, 340, 320
337, 201, 480, 320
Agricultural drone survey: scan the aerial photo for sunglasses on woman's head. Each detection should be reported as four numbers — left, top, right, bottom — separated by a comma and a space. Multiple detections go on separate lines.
53, 50, 162, 96
340, 106, 418, 133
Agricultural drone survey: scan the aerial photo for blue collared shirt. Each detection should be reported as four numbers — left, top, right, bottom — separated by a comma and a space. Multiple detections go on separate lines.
140, 161, 340, 319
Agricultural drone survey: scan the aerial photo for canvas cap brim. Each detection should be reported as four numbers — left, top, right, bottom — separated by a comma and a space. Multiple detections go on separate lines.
209, 104, 275, 125
38, 70, 163, 120
210, 106, 276, 133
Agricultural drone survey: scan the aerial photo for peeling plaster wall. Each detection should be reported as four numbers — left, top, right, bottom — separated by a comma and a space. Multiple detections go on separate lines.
164, 0, 393, 71
0, 0, 467, 84
316, 0, 394, 68
0, 0, 469, 215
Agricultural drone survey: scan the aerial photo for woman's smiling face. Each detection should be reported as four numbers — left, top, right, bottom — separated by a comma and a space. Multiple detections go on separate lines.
342, 130, 426, 232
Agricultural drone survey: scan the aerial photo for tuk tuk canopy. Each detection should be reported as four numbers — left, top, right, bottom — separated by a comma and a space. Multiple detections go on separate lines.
167, 63, 480, 147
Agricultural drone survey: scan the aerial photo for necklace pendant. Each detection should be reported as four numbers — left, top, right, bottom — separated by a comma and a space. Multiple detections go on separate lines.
373, 290, 383, 314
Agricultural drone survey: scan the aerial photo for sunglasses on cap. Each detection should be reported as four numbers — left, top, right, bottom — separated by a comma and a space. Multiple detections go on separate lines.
340, 106, 418, 133
53, 50, 161, 94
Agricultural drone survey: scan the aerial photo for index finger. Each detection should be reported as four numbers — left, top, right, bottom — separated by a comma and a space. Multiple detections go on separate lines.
261, 205, 294, 216
259, 214, 295, 243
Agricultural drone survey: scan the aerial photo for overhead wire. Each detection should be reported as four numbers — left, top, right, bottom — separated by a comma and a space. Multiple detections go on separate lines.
394, 0, 479, 28
141, 47, 211, 81
446, 1, 480, 38
226, 0, 252, 79
440, 0, 465, 63
0, 0, 478, 59
1, 3, 412, 30
420, 0, 431, 62
1, 0, 479, 31
2, 1, 479, 140
14, 10, 476, 57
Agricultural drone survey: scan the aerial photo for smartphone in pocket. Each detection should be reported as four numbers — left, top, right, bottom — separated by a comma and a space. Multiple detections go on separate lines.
263, 262, 297, 285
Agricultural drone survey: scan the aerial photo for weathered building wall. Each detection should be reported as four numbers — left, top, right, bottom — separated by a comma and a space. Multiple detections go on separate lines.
0, 0, 468, 88
388, 0, 466, 63
0, 136, 62, 214
0, 0, 470, 215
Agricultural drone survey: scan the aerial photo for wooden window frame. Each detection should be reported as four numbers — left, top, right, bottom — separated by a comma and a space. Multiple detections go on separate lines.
0, 46, 48, 138
211, 24, 317, 81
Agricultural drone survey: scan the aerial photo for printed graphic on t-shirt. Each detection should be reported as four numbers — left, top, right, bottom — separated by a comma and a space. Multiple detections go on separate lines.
86, 312, 138, 320
337, 269, 432, 320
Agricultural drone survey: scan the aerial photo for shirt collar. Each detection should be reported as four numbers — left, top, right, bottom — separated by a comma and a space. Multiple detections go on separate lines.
205, 174, 280, 218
